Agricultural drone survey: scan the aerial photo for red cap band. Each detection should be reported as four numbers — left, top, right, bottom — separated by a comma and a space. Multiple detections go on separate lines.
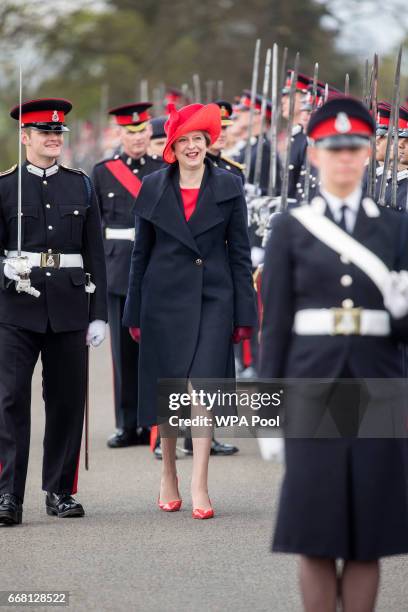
115, 110, 150, 126
22, 109, 65, 124
309, 116, 373, 141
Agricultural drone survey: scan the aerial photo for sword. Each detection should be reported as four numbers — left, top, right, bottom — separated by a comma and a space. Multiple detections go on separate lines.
324, 83, 329, 103
217, 80, 223, 99
244, 38, 261, 182
363, 59, 369, 107
267, 43, 279, 197
344, 73, 350, 95
278, 51, 300, 212
254, 48, 271, 192
302, 62, 319, 203
85, 273, 91, 470
9, 64, 40, 298
367, 54, 378, 199
193, 74, 201, 103
379, 46, 402, 207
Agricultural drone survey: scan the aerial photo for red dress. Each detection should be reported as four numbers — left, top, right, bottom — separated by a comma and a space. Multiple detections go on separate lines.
180, 187, 199, 221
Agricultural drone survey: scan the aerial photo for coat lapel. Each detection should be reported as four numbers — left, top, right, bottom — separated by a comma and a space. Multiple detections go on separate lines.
138, 165, 201, 255
351, 197, 380, 243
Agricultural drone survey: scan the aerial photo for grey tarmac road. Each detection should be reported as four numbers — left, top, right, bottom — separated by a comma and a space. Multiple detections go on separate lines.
1, 333, 407, 612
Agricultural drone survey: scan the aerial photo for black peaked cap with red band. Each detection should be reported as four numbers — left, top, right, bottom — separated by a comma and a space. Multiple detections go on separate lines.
376, 101, 391, 135
282, 71, 311, 95
399, 105, 408, 138
215, 100, 234, 126
10, 98, 72, 132
108, 102, 152, 131
307, 96, 375, 149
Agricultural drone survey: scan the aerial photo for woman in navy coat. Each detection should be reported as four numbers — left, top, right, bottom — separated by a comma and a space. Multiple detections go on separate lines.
123, 103, 257, 518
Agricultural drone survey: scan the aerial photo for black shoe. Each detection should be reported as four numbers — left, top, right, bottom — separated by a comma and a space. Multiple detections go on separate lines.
136, 427, 151, 446
0, 493, 22, 525
107, 428, 140, 448
46, 493, 85, 518
210, 439, 239, 456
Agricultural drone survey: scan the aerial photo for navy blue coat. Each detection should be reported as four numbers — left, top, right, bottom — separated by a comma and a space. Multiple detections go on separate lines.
123, 160, 257, 426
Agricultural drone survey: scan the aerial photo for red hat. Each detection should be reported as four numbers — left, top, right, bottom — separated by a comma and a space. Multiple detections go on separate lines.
162, 103, 221, 164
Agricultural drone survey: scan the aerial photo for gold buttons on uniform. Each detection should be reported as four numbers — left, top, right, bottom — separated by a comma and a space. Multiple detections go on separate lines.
195, 258, 203, 266
340, 274, 353, 287
342, 299, 354, 308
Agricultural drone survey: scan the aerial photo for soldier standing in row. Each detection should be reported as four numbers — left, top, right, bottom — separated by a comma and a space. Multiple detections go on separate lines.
92, 103, 164, 448
0, 98, 107, 525
260, 96, 408, 611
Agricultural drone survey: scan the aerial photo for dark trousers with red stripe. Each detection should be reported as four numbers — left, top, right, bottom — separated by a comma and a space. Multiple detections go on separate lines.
0, 323, 86, 501
108, 293, 139, 430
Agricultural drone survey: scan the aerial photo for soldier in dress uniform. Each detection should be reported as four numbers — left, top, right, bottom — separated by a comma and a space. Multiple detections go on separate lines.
281, 71, 311, 199
260, 96, 408, 611
0, 98, 107, 525
147, 116, 167, 159
92, 103, 164, 448
230, 90, 262, 164
369, 102, 408, 210
206, 100, 245, 181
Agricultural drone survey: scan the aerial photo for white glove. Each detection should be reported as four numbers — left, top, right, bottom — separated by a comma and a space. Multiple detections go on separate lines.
383, 271, 408, 319
86, 319, 106, 347
4, 257, 32, 281
244, 183, 261, 199
251, 246, 265, 268
4, 262, 20, 281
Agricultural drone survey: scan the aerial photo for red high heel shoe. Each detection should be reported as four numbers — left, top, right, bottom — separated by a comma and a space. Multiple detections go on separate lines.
192, 499, 214, 520
158, 477, 182, 512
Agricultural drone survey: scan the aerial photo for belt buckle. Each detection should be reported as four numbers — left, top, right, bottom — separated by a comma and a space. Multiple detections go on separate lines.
332, 307, 362, 335
40, 252, 61, 269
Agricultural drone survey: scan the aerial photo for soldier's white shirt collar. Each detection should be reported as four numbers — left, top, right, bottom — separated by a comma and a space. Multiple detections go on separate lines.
320, 186, 362, 232
26, 163, 59, 178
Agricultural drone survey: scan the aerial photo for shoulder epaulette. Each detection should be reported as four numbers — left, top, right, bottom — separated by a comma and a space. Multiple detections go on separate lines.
60, 163, 89, 177
0, 164, 17, 177
220, 155, 245, 171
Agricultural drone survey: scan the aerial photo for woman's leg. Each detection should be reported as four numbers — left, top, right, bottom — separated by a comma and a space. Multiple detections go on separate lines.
188, 381, 212, 510
159, 426, 180, 502
299, 556, 337, 612
341, 560, 380, 612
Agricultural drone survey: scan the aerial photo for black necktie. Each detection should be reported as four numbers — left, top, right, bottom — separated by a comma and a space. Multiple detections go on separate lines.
338, 204, 348, 232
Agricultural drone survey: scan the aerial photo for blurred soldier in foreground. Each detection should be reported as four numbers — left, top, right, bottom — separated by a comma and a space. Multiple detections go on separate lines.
260, 96, 408, 611
92, 103, 164, 448
0, 98, 107, 525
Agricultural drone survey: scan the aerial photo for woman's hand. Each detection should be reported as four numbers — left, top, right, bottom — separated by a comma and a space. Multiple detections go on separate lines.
129, 327, 141, 342
232, 326, 253, 344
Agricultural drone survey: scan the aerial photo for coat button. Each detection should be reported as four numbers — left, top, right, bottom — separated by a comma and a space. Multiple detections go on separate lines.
43, 180, 47, 185
48, 249, 52, 253
340, 274, 353, 287
108, 192, 114, 198
74, 210, 79, 215
342, 299, 354, 308
46, 272, 51, 277
46, 203, 51, 209
195, 258, 203, 266
48, 225, 53, 230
